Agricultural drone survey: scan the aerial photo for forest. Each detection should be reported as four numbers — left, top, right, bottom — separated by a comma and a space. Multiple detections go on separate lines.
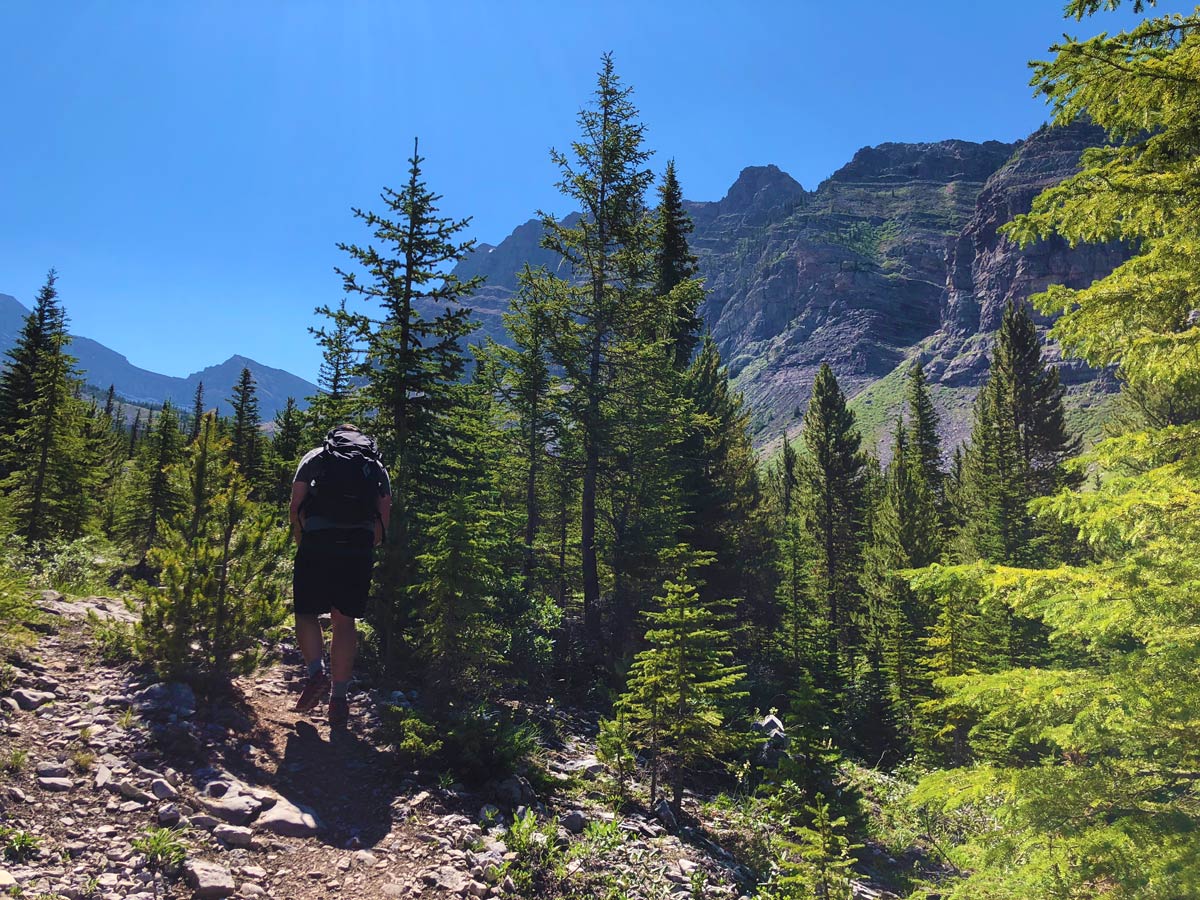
1, 2, 1198, 898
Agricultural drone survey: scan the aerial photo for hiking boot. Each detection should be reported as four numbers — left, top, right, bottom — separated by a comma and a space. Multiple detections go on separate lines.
328, 695, 349, 729
293, 671, 330, 712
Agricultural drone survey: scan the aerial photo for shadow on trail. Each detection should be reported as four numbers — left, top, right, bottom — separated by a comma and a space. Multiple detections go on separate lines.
273, 718, 400, 849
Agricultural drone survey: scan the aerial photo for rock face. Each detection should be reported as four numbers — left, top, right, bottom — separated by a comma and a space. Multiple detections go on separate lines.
450, 121, 1125, 448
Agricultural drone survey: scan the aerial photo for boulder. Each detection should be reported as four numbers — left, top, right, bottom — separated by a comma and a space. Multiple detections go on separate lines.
559, 810, 586, 835
213, 824, 253, 847
255, 798, 320, 837
201, 794, 261, 825
38, 776, 74, 792
12, 688, 55, 710
133, 682, 196, 718
184, 860, 236, 899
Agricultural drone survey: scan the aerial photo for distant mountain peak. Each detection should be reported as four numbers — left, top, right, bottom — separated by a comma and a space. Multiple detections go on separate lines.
720, 164, 805, 209
828, 138, 1017, 186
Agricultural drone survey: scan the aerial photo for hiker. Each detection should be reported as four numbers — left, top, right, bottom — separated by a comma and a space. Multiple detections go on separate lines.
289, 424, 391, 727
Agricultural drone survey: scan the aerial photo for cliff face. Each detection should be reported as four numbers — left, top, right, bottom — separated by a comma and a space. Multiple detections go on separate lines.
450, 121, 1124, 447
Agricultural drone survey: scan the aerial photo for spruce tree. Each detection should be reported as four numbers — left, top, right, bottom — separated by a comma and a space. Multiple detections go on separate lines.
799, 364, 867, 687
0, 269, 58, 439
188, 382, 205, 444
128, 410, 143, 457
118, 400, 185, 552
539, 53, 656, 645
307, 297, 360, 436
0, 283, 92, 542
330, 138, 482, 668
653, 160, 703, 368
614, 570, 746, 812
228, 367, 263, 486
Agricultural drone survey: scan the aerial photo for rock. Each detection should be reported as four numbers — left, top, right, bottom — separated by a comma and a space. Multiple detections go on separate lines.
158, 804, 181, 827
213, 824, 254, 847
559, 810, 586, 835
468, 880, 489, 897
151, 778, 179, 800
653, 798, 678, 831
0, 870, 14, 889
256, 798, 320, 837
0, 697, 18, 715
114, 781, 155, 804
12, 688, 56, 710
493, 775, 534, 809
132, 682, 196, 718
38, 776, 74, 792
560, 755, 605, 778
201, 794, 261, 825
240, 885, 266, 897
240, 866, 267, 880
427, 866, 470, 894
94, 765, 113, 788
6, 786, 27, 803
190, 814, 221, 831
36, 760, 70, 778
184, 860, 236, 899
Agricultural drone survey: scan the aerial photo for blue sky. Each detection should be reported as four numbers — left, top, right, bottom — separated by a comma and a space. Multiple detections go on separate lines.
0, 1, 1184, 384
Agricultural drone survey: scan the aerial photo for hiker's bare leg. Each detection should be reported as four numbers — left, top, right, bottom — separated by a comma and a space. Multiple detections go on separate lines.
295, 614, 324, 668
330, 608, 357, 685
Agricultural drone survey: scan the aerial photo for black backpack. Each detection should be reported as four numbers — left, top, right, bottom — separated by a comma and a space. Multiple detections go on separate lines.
301, 428, 384, 526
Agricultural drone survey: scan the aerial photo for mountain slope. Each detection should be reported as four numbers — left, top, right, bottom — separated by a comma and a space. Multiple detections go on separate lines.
0, 293, 315, 417
449, 121, 1124, 450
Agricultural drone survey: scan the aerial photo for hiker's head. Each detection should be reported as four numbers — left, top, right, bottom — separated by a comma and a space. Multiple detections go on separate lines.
331, 423, 360, 436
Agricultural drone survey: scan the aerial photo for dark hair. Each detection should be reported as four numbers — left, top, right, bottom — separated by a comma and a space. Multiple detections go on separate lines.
334, 423, 360, 433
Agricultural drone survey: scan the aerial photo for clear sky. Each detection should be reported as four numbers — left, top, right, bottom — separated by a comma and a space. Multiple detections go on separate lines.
0, 1, 1185, 384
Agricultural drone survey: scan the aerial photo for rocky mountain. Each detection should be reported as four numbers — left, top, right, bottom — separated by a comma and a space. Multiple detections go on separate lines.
450, 120, 1125, 452
0, 293, 315, 418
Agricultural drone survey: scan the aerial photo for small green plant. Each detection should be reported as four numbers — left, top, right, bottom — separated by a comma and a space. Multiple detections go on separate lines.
1, 826, 42, 861
690, 868, 707, 899
569, 819, 625, 860
503, 810, 565, 894
117, 707, 136, 729
0, 663, 15, 693
79, 876, 99, 900
87, 611, 135, 664
132, 826, 186, 891
77, 725, 93, 743
4, 748, 28, 772
382, 707, 445, 768
71, 750, 95, 772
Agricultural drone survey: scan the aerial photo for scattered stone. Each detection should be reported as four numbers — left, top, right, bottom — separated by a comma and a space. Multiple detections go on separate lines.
36, 760, 69, 778
256, 798, 320, 837
214, 824, 254, 847
5, 786, 27, 803
0, 870, 14, 889
493, 775, 535, 809
240, 866, 267, 879
12, 688, 56, 710
132, 682, 196, 718
0, 697, 18, 715
201, 794, 261, 825
653, 798, 678, 831
94, 764, 113, 788
151, 778, 179, 800
38, 776, 74, 792
560, 810, 586, 835
158, 804, 181, 826
184, 859, 236, 899
190, 814, 221, 831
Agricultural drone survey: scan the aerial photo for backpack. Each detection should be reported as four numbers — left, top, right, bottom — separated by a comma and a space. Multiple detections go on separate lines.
301, 428, 384, 526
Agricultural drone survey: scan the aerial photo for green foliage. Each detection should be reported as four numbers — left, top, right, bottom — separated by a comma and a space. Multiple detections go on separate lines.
764, 795, 860, 900
116, 400, 185, 552
137, 415, 288, 690
87, 610, 136, 664
131, 826, 186, 874
0, 826, 41, 862
4, 748, 28, 772
0, 559, 36, 650
381, 704, 543, 784
503, 809, 566, 895
615, 569, 747, 811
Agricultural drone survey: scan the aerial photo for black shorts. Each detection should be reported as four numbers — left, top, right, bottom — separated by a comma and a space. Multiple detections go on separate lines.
293, 529, 375, 619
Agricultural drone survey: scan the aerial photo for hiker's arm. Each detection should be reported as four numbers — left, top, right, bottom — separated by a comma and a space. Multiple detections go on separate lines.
290, 482, 308, 544
375, 494, 391, 547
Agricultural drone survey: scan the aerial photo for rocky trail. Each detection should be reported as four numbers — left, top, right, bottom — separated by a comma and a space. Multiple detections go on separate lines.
1, 593, 828, 900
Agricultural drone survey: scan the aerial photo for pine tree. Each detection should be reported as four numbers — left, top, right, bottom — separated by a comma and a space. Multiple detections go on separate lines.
769, 795, 860, 900
539, 54, 657, 645
0, 283, 92, 542
653, 160, 703, 368
330, 137, 482, 669
118, 400, 185, 552
958, 301, 1080, 567
228, 367, 263, 486
272, 397, 303, 464
306, 297, 360, 436
188, 381, 205, 444
615, 570, 746, 812
904, 5, 1200, 894
137, 414, 289, 691
128, 410, 143, 456
0, 269, 58, 439
906, 362, 943, 504
799, 364, 867, 687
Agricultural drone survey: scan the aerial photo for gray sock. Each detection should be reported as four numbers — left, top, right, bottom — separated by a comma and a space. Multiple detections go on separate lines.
331, 680, 349, 700
306, 659, 326, 679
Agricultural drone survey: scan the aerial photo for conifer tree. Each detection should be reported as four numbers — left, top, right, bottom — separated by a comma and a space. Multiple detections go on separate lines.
272, 397, 303, 464
614, 569, 746, 812
905, 5, 1200, 894
0, 283, 92, 542
958, 301, 1079, 567
330, 138, 482, 667
128, 410, 143, 457
306, 297, 360, 436
653, 160, 703, 368
102, 385, 117, 422
799, 364, 867, 685
228, 367, 263, 486
539, 54, 657, 644
188, 382, 205, 444
138, 414, 289, 691
118, 400, 185, 552
768, 795, 859, 900
0, 270, 58, 440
